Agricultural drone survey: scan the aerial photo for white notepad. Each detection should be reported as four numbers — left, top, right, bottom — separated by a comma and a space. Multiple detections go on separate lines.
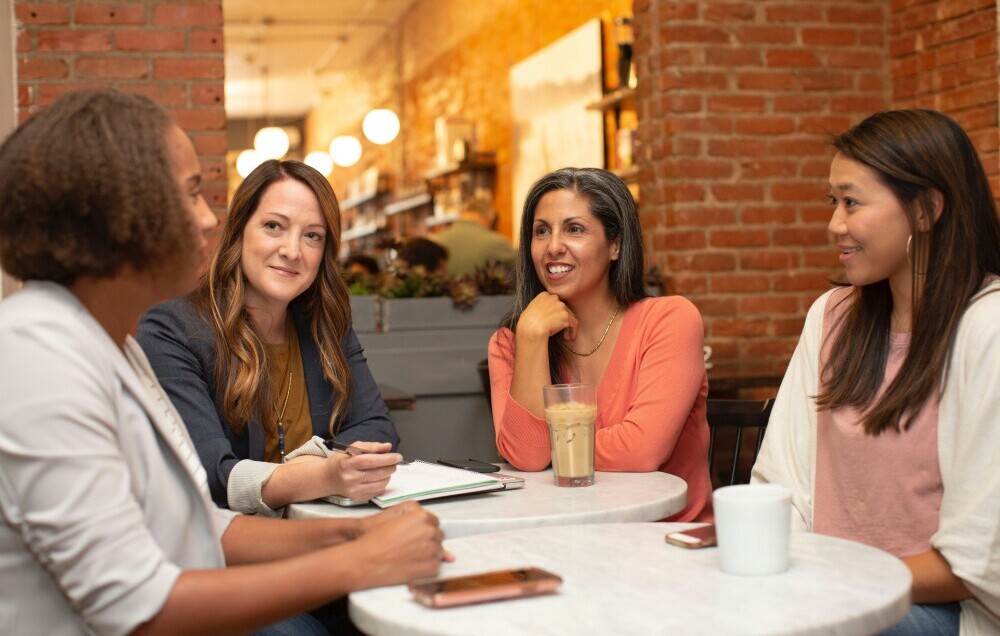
370, 460, 505, 508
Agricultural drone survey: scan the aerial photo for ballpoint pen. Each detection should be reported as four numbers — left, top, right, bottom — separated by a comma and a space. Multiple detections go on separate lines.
323, 439, 409, 463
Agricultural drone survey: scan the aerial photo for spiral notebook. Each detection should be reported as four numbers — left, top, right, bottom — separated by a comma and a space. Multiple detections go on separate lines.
369, 460, 505, 508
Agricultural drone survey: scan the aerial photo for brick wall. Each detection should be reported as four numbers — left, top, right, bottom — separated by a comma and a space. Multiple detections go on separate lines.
633, 0, 891, 368
14, 1, 228, 214
889, 0, 999, 195
307, 0, 633, 239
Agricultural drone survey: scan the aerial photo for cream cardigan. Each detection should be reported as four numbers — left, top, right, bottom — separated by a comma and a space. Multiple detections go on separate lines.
752, 279, 1000, 635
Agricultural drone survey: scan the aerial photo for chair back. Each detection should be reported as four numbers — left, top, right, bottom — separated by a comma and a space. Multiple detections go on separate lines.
706, 398, 774, 488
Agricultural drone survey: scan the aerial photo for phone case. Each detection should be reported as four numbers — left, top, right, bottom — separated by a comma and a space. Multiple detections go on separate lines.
665, 525, 717, 549
409, 568, 562, 608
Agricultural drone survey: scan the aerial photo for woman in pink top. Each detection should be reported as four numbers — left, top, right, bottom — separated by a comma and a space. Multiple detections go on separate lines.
488, 168, 712, 522
753, 110, 1000, 635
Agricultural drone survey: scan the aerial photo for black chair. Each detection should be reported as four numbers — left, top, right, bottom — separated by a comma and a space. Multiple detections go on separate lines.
477, 358, 492, 410
706, 398, 774, 488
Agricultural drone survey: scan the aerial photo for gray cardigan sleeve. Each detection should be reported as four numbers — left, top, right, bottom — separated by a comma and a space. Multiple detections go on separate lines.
330, 326, 399, 448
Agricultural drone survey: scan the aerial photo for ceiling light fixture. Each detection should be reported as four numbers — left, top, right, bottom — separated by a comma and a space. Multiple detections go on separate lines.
329, 135, 362, 167
362, 108, 400, 145
253, 126, 291, 160
304, 151, 334, 177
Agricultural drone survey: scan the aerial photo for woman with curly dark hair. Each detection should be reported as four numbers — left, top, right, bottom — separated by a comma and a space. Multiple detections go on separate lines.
0, 89, 445, 635
137, 159, 400, 516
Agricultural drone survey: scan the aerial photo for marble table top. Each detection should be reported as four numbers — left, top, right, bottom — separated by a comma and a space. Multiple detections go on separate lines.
349, 523, 911, 636
287, 466, 687, 539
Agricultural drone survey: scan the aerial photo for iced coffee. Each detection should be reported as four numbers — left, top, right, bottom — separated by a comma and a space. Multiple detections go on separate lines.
542, 384, 597, 487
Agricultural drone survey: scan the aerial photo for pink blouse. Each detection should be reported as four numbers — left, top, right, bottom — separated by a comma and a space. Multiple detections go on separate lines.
813, 289, 943, 558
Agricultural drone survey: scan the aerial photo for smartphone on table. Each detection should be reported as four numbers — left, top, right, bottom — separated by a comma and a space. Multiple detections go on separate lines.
664, 524, 716, 549
409, 567, 562, 608
437, 458, 501, 473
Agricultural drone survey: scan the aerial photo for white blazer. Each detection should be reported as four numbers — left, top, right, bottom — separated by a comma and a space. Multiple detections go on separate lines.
0, 282, 237, 636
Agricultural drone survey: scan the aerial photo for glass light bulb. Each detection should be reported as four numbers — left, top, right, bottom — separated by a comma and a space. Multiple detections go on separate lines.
236, 149, 264, 178
304, 151, 334, 177
362, 109, 400, 145
253, 126, 290, 160
329, 135, 362, 167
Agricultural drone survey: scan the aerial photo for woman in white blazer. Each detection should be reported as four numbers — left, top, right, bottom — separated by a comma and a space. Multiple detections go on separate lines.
0, 89, 446, 635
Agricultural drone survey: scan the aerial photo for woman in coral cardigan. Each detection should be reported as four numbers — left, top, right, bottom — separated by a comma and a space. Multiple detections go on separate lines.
488, 167, 712, 521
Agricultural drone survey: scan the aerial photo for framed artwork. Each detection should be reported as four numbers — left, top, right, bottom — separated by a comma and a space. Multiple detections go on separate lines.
510, 19, 604, 243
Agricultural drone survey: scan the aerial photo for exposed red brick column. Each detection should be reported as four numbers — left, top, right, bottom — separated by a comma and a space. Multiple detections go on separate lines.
889, 0, 999, 198
14, 1, 228, 214
633, 0, 889, 369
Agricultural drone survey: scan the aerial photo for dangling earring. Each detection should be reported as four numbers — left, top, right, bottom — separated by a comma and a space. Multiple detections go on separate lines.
906, 234, 912, 266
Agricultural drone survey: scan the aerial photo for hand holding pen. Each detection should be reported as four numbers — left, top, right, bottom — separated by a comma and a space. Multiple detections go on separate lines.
322, 439, 403, 500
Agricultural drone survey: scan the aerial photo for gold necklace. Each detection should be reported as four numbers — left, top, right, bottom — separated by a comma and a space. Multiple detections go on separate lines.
275, 368, 292, 461
564, 305, 621, 357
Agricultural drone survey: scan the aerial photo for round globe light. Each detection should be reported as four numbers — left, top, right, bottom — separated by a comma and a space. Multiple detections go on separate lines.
329, 135, 362, 167
304, 151, 334, 177
362, 108, 400, 145
253, 126, 290, 160
236, 149, 264, 178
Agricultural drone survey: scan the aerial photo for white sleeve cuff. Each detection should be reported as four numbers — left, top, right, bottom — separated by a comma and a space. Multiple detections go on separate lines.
226, 459, 282, 517
284, 435, 333, 461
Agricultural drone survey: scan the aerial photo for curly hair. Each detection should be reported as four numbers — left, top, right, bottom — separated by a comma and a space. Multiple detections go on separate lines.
0, 89, 190, 284
192, 160, 354, 438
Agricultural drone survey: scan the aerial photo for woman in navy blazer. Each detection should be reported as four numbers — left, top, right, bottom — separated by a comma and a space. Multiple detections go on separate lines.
137, 159, 400, 517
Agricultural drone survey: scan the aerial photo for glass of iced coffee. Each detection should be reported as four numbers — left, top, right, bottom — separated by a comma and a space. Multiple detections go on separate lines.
542, 383, 597, 487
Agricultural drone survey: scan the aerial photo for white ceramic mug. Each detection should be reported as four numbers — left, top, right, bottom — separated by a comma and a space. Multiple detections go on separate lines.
713, 483, 791, 576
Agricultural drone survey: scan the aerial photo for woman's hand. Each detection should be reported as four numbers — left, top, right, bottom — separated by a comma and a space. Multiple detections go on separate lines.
352, 502, 449, 586
517, 292, 578, 343
325, 441, 401, 501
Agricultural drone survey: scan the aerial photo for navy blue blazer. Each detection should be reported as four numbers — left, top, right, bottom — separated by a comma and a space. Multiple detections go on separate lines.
136, 297, 398, 508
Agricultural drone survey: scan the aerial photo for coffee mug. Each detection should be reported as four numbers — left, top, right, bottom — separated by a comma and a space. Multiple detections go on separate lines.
713, 483, 791, 576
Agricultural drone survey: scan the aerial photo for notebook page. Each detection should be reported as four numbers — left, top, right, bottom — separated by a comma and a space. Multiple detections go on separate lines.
373, 460, 501, 505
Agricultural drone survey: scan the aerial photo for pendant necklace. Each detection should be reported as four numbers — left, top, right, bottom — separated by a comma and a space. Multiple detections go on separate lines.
276, 368, 292, 461
564, 305, 621, 357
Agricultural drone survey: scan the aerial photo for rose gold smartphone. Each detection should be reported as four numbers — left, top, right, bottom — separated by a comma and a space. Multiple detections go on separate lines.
408, 567, 562, 608
665, 524, 717, 549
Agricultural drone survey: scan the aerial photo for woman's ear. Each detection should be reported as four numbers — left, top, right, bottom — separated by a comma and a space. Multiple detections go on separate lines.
610, 238, 621, 261
918, 189, 944, 232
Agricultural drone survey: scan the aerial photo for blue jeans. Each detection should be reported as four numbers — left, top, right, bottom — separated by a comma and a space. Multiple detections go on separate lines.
253, 612, 329, 636
882, 602, 961, 635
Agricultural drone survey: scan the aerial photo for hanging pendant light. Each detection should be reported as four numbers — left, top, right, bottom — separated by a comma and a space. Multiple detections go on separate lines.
304, 151, 334, 177
362, 108, 400, 145
329, 135, 362, 167
254, 126, 290, 160
236, 149, 264, 178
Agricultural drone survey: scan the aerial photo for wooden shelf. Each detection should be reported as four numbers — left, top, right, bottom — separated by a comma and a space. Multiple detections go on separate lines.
613, 165, 640, 183
340, 190, 381, 211
384, 193, 432, 216
341, 223, 379, 241
586, 86, 637, 111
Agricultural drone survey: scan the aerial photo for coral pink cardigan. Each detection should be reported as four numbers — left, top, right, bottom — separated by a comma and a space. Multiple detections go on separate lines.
488, 296, 712, 521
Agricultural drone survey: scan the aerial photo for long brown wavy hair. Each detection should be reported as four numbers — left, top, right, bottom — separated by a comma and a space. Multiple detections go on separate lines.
193, 160, 353, 437
817, 110, 1000, 435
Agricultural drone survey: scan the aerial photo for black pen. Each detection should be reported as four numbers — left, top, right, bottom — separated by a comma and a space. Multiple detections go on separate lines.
323, 439, 408, 464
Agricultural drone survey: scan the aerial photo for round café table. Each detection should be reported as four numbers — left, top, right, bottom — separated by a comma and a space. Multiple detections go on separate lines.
286, 466, 687, 539
349, 523, 911, 635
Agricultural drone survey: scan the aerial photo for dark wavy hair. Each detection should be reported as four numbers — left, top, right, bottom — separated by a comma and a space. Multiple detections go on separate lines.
818, 109, 1000, 435
500, 167, 648, 382
192, 160, 353, 437
0, 89, 189, 284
